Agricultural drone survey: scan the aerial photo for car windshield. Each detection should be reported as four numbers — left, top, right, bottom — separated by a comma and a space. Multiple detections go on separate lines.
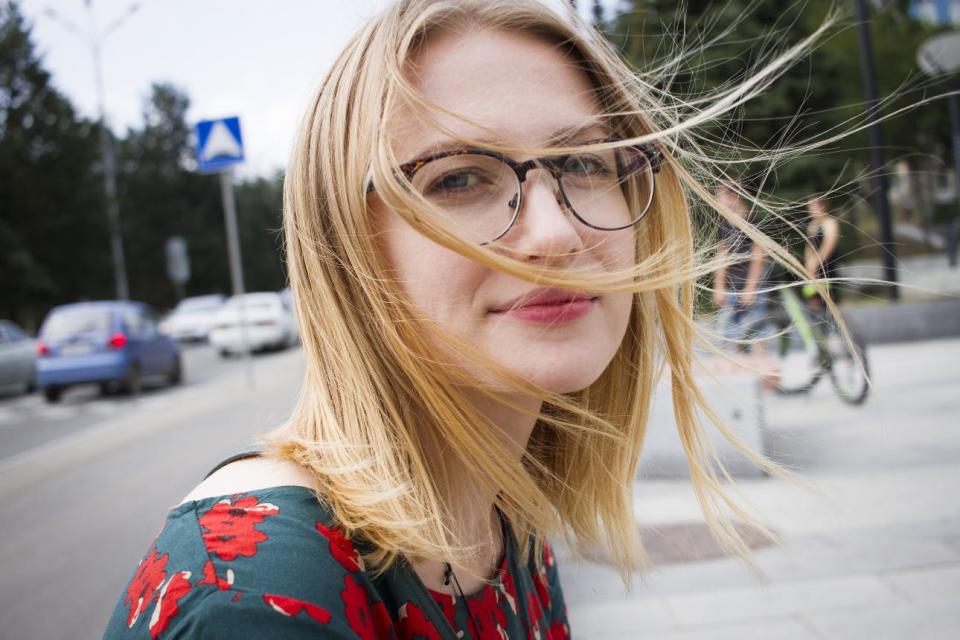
176, 297, 222, 313
42, 308, 112, 339
224, 295, 276, 310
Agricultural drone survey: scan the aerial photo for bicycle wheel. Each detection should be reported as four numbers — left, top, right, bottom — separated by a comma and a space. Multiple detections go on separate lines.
770, 295, 823, 394
772, 323, 823, 394
824, 318, 870, 405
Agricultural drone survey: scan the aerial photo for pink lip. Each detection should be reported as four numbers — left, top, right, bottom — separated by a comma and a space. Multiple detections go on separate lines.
490, 288, 598, 324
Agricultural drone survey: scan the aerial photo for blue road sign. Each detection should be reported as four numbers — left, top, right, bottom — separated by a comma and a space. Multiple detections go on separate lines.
195, 116, 244, 173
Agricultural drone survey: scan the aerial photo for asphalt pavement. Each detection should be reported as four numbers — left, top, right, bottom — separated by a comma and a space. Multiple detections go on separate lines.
0, 344, 304, 639
0, 338, 957, 639
0, 343, 226, 460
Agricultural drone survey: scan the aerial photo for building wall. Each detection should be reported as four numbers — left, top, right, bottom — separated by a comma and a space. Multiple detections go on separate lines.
911, 0, 960, 24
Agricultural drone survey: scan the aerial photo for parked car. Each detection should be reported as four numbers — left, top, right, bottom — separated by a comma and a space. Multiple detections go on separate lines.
0, 320, 37, 395
278, 287, 301, 345
209, 292, 297, 357
159, 294, 226, 342
35, 301, 182, 403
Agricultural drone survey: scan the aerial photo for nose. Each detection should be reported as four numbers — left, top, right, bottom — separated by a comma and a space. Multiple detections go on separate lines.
506, 169, 585, 262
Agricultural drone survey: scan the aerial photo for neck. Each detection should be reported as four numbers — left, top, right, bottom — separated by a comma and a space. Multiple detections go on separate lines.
413, 390, 541, 593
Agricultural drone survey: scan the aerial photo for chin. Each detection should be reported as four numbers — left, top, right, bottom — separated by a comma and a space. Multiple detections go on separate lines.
513, 351, 614, 395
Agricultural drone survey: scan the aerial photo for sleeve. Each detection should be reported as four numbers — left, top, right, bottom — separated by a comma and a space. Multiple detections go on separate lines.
102, 492, 396, 639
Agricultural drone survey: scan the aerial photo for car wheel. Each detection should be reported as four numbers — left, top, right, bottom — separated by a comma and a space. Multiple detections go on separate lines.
122, 363, 143, 396
43, 386, 63, 403
168, 356, 183, 386
219, 349, 231, 359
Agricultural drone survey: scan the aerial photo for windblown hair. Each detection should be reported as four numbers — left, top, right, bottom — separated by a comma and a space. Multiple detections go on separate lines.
265, 0, 826, 580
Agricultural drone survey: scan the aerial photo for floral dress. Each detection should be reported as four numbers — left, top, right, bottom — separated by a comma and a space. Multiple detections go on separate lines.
103, 479, 570, 638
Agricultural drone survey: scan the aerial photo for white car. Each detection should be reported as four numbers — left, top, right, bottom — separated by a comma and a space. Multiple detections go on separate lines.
160, 295, 225, 342
209, 292, 297, 357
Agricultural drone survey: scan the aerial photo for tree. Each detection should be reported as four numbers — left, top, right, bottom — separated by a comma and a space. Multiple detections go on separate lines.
235, 173, 286, 293
118, 83, 286, 310
2, 7, 287, 324
0, 1, 111, 329
606, 1, 950, 228
117, 82, 225, 309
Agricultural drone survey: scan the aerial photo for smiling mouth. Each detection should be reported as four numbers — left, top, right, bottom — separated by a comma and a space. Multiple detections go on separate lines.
489, 290, 599, 324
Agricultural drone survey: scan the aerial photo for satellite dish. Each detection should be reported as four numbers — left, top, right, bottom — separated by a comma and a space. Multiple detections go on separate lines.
918, 32, 960, 76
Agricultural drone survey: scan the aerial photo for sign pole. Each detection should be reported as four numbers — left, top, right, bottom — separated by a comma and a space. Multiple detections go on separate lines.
219, 168, 255, 389
195, 115, 253, 388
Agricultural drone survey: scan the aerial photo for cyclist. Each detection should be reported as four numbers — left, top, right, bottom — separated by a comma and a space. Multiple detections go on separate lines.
803, 196, 841, 307
712, 184, 771, 352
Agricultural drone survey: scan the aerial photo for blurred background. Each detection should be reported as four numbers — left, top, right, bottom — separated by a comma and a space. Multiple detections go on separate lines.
1, 1, 958, 638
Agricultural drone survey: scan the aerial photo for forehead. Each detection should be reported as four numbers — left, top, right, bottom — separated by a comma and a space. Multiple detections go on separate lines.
391, 27, 602, 160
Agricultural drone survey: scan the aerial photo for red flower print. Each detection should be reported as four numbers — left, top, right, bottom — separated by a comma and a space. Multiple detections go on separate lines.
197, 496, 279, 561
341, 574, 394, 639
534, 543, 554, 613
263, 594, 332, 624
397, 602, 442, 640
125, 547, 168, 628
466, 586, 508, 640
148, 570, 192, 639
429, 591, 457, 630
526, 592, 544, 640
498, 568, 519, 614
316, 522, 364, 572
534, 571, 551, 611
547, 620, 570, 640
197, 560, 234, 591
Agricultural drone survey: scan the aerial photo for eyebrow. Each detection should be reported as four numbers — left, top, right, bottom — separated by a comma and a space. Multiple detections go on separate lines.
403, 118, 610, 165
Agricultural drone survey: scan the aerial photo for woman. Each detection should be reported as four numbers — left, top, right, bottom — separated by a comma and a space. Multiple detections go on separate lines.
803, 197, 842, 305
104, 1, 795, 637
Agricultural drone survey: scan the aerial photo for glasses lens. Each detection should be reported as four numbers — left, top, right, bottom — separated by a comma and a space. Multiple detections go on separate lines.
409, 153, 519, 243
560, 146, 654, 230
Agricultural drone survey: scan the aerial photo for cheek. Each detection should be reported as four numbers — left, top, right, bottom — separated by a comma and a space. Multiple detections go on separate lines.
379, 211, 488, 325
592, 228, 638, 271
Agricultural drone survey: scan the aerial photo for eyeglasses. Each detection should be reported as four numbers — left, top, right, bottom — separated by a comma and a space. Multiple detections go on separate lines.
387, 138, 662, 244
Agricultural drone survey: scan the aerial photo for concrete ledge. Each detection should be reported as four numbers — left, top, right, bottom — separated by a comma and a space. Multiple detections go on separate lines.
638, 372, 766, 479
843, 299, 960, 344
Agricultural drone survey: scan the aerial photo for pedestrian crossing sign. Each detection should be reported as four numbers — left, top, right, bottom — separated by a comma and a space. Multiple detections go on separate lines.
195, 116, 244, 173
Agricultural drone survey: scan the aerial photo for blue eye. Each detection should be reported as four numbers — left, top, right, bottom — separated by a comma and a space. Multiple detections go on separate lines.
563, 154, 613, 177
424, 167, 496, 196
433, 171, 476, 191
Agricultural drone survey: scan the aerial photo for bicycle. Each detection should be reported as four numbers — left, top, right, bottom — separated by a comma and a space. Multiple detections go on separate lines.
766, 286, 871, 405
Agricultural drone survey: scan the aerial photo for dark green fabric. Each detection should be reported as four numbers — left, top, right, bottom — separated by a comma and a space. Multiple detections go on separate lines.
103, 485, 570, 639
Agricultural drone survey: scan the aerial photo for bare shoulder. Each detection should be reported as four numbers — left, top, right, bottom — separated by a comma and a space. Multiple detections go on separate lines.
179, 456, 318, 505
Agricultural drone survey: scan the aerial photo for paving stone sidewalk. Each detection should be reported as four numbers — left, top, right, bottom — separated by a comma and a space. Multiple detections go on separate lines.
559, 338, 960, 640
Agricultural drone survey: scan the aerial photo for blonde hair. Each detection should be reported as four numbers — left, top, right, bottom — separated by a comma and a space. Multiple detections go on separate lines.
266, 0, 822, 581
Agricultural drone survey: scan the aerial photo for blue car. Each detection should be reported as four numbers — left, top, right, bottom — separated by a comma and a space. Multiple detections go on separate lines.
36, 301, 182, 403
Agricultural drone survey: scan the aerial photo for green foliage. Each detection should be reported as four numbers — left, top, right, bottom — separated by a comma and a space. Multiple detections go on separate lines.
235, 174, 286, 292
117, 82, 287, 310
1, 6, 286, 329
607, 1, 951, 225
0, 1, 111, 328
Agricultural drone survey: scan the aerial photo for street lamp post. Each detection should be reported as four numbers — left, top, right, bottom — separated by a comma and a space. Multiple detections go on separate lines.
853, 0, 899, 301
43, 1, 139, 301
917, 31, 960, 269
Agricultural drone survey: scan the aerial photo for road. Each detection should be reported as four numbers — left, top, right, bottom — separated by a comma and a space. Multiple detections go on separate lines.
0, 344, 303, 639
0, 344, 226, 460
0, 339, 957, 638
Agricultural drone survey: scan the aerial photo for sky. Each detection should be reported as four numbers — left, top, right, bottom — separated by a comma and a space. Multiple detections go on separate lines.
18, 0, 604, 178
